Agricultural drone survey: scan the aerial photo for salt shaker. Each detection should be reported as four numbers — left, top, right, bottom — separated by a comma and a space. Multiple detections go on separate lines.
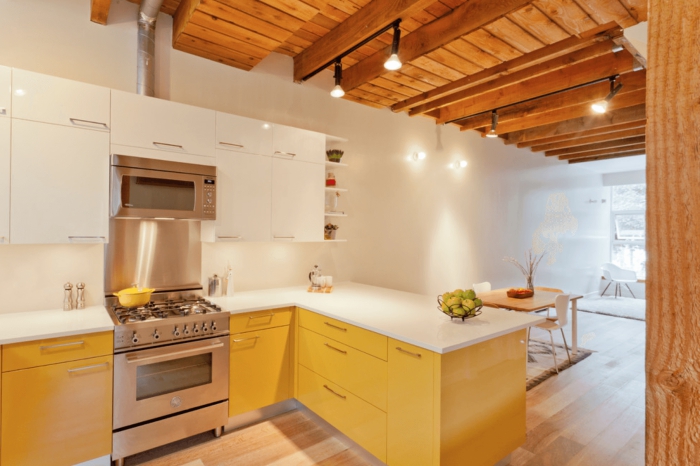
76, 282, 86, 309
63, 282, 74, 311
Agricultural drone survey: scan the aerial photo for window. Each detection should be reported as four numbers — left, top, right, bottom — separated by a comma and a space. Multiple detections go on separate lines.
611, 184, 646, 278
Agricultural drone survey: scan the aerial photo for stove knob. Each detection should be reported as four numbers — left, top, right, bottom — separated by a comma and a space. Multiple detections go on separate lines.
202, 322, 209, 332
183, 325, 190, 336
211, 321, 217, 332
173, 327, 181, 337
193, 324, 200, 334
132, 332, 139, 344
153, 329, 160, 340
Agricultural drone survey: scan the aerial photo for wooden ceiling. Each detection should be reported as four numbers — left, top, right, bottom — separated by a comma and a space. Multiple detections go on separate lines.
93, 0, 648, 164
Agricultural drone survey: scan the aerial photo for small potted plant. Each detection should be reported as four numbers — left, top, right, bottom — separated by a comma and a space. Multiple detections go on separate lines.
326, 149, 344, 163
324, 223, 339, 240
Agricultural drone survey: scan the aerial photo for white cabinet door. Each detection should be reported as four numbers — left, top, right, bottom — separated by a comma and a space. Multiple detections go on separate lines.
111, 90, 215, 158
216, 113, 272, 156
11, 120, 109, 244
271, 159, 324, 242
215, 150, 272, 242
0, 65, 10, 118
0, 118, 9, 243
12, 69, 110, 131
272, 125, 325, 164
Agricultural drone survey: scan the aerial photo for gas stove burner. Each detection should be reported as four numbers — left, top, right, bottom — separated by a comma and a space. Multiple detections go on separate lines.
111, 296, 223, 325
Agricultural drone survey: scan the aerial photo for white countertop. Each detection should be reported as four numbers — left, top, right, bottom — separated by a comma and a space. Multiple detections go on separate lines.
0, 306, 115, 345
210, 282, 545, 354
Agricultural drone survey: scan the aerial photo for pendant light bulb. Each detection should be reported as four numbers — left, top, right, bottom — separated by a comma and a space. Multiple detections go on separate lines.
384, 53, 402, 71
486, 111, 499, 138
591, 77, 623, 114
384, 22, 403, 71
330, 60, 344, 98
591, 100, 608, 114
331, 85, 345, 98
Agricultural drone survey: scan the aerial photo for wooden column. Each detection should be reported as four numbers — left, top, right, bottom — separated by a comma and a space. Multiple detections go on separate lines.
647, 1, 700, 464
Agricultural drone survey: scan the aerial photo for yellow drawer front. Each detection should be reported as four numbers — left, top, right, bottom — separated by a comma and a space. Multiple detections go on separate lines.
230, 307, 293, 334
298, 327, 387, 411
387, 339, 435, 466
1, 355, 113, 466
2, 331, 113, 372
298, 308, 387, 361
229, 325, 291, 417
298, 365, 387, 462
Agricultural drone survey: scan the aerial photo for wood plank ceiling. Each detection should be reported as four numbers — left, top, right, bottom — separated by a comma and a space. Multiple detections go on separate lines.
119, 0, 648, 164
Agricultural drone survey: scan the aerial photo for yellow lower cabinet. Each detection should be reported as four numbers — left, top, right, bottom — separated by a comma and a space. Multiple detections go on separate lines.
1, 354, 113, 466
229, 325, 291, 417
387, 339, 436, 466
298, 365, 387, 462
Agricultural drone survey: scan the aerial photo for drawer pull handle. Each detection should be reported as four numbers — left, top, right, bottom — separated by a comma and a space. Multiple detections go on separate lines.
217, 236, 242, 240
153, 142, 184, 149
69, 118, 108, 128
68, 236, 106, 243
324, 322, 347, 332
396, 347, 422, 358
219, 142, 244, 148
67, 362, 109, 373
273, 236, 295, 240
274, 150, 297, 157
233, 336, 260, 343
323, 384, 347, 399
40, 340, 85, 350
248, 314, 274, 319
324, 343, 347, 354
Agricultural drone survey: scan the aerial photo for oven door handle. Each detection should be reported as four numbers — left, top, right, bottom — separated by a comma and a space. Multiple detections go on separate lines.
126, 341, 224, 364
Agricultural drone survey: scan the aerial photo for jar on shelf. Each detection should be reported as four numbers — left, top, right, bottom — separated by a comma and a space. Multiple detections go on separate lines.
326, 172, 336, 187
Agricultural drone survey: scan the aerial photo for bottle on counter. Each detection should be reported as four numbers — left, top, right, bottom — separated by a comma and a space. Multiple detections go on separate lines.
63, 282, 74, 311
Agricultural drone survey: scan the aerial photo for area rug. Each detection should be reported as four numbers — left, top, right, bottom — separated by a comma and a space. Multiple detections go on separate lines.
526, 339, 593, 391
576, 296, 646, 321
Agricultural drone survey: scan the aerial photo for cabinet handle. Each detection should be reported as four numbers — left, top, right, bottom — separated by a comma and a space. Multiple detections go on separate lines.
153, 142, 184, 149
274, 150, 297, 157
324, 322, 347, 332
69, 118, 108, 128
127, 341, 224, 363
324, 343, 347, 354
248, 314, 274, 320
323, 385, 347, 399
217, 236, 242, 240
40, 340, 85, 350
396, 347, 422, 358
233, 336, 259, 343
273, 236, 295, 240
67, 362, 109, 373
219, 142, 244, 148
68, 236, 106, 243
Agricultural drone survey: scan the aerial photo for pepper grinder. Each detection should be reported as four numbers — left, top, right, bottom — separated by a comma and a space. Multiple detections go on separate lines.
76, 282, 86, 309
63, 282, 74, 311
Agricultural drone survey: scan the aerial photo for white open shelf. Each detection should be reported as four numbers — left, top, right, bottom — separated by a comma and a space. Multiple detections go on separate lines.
325, 161, 348, 168
325, 187, 348, 192
324, 212, 347, 217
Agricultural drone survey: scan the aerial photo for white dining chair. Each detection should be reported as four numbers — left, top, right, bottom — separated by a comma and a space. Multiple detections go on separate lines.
601, 263, 637, 298
472, 282, 491, 294
528, 294, 572, 374
534, 286, 563, 318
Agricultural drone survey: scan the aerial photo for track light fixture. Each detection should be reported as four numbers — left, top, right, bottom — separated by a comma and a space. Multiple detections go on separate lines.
330, 60, 345, 98
592, 77, 623, 114
486, 111, 499, 138
384, 22, 403, 71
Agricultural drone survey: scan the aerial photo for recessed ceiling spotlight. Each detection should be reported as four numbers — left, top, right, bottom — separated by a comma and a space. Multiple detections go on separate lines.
412, 151, 426, 161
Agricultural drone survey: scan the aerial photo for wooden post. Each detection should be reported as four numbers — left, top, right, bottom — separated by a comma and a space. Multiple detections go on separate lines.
647, 1, 700, 464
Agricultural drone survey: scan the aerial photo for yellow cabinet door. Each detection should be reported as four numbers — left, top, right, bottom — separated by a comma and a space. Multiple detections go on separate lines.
229, 325, 291, 417
1, 355, 113, 466
387, 339, 435, 466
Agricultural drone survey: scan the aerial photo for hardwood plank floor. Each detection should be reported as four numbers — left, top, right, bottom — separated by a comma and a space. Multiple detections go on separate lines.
130, 311, 645, 466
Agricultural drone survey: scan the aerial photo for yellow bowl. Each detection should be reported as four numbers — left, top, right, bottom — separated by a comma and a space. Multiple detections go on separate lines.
113, 287, 155, 308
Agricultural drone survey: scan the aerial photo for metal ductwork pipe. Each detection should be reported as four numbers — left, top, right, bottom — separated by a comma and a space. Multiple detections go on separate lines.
137, 0, 164, 96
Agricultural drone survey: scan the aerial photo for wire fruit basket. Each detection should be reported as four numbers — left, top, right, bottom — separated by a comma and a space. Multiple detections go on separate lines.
437, 295, 483, 321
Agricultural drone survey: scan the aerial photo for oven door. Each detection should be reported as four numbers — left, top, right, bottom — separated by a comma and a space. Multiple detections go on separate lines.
111, 165, 205, 219
113, 337, 229, 429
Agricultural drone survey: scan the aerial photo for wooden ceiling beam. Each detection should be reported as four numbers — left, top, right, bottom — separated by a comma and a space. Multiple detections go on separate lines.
558, 143, 647, 160
531, 126, 646, 152
567, 149, 647, 164
516, 119, 647, 147
458, 70, 646, 131
340, 0, 535, 92
502, 104, 646, 144
292, 0, 437, 83
547, 135, 646, 157
437, 50, 635, 124
391, 22, 623, 113
90, 0, 112, 25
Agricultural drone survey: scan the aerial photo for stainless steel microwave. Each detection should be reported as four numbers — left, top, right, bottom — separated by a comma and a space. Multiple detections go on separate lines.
110, 155, 216, 220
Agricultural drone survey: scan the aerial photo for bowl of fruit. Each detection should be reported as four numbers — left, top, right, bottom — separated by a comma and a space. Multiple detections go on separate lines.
438, 288, 483, 321
506, 288, 534, 299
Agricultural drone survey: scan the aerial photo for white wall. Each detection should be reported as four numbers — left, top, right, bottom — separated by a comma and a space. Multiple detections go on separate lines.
0, 0, 638, 312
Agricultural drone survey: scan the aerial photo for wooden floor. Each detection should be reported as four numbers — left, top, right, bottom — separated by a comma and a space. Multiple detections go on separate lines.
130, 311, 645, 466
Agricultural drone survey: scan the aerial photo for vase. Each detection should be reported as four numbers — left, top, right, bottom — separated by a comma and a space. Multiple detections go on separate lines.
526, 276, 534, 292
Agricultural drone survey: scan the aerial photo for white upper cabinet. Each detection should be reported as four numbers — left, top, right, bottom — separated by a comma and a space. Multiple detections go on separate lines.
0, 65, 10, 118
271, 158, 324, 242
0, 118, 9, 243
11, 119, 109, 244
212, 150, 272, 242
216, 113, 273, 156
111, 90, 215, 158
272, 125, 325, 164
12, 69, 110, 131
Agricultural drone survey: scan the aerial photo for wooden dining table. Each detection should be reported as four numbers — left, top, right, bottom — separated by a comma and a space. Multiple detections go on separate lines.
479, 288, 584, 354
